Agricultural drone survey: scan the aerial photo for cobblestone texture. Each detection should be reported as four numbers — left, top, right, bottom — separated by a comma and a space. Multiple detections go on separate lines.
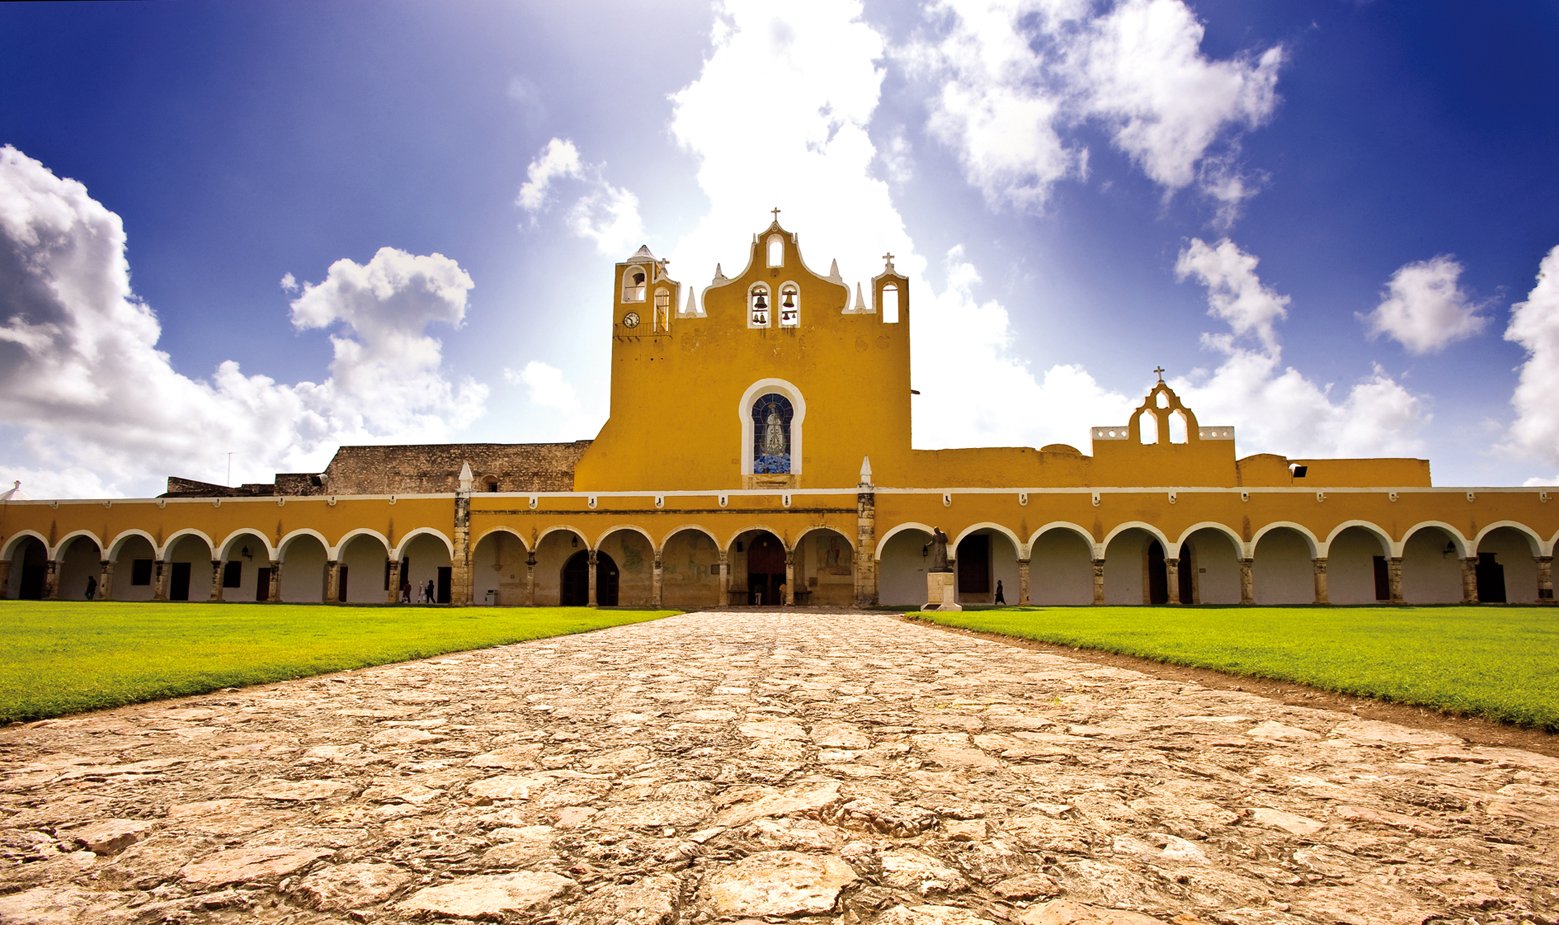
1, 610, 1556, 924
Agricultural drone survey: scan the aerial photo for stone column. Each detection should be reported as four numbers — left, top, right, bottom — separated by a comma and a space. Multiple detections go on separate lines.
718, 552, 730, 607
526, 553, 537, 606
1165, 557, 1180, 605
1312, 557, 1329, 605
98, 560, 113, 602
210, 559, 223, 602
855, 483, 878, 607
1017, 558, 1031, 605
1091, 558, 1106, 605
154, 559, 169, 601
1460, 557, 1479, 604
1238, 558, 1255, 605
452, 488, 472, 606
1388, 556, 1404, 604
325, 560, 340, 603
652, 553, 664, 608
0, 560, 10, 598
784, 552, 796, 606
386, 557, 402, 604
587, 551, 597, 607
1535, 556, 1553, 603
268, 560, 281, 603
41, 559, 59, 600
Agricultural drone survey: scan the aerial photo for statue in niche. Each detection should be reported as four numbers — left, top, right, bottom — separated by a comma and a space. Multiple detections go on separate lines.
925, 527, 951, 573
762, 402, 788, 455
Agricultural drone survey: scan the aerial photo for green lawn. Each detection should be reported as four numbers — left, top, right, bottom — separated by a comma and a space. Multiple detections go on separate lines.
911, 606, 1559, 731
0, 602, 675, 723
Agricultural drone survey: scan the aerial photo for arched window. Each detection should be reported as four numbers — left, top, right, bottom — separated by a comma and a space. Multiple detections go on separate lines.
749, 284, 771, 327
1168, 410, 1189, 444
752, 394, 793, 473
653, 288, 671, 331
622, 269, 647, 302
881, 283, 900, 323
1138, 410, 1159, 445
779, 283, 799, 327
767, 234, 784, 268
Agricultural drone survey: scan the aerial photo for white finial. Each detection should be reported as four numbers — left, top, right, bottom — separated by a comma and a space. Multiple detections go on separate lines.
458, 462, 473, 492
859, 456, 873, 486
828, 258, 842, 283
684, 287, 700, 316
712, 262, 727, 282
855, 282, 869, 313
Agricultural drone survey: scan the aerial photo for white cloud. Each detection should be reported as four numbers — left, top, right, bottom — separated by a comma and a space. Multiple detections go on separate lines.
516, 137, 643, 255
1174, 237, 1288, 353
279, 271, 297, 292
1361, 255, 1488, 354
905, 0, 1282, 218
1503, 245, 1559, 469
1172, 236, 1429, 459
0, 145, 488, 498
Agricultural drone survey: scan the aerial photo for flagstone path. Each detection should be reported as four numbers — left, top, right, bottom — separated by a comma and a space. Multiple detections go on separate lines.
1, 610, 1556, 924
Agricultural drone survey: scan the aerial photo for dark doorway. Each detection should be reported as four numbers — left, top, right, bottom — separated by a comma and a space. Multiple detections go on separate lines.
1177, 545, 1195, 604
337, 565, 349, 602
1372, 556, 1390, 601
561, 551, 617, 605
562, 551, 588, 605
1475, 552, 1506, 603
256, 567, 271, 602
1146, 541, 1169, 605
957, 534, 991, 598
745, 532, 785, 605
170, 562, 192, 601
437, 566, 452, 604
14, 537, 47, 600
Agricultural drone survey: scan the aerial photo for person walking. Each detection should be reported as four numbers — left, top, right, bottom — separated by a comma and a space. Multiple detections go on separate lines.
425, 579, 436, 604
994, 579, 1005, 605
85, 575, 97, 601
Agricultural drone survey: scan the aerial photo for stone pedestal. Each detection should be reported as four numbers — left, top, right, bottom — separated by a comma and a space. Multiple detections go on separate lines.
923, 571, 960, 611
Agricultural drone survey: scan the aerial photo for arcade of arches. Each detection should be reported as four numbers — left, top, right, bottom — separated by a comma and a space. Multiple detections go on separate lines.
3, 220, 1555, 608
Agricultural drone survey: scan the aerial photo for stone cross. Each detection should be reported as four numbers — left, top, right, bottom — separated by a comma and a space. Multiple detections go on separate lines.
1154, 365, 1166, 382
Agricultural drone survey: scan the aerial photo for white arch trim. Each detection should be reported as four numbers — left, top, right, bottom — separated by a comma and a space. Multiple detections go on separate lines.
1399, 521, 1470, 559
661, 524, 721, 550
1472, 521, 1545, 557
1100, 521, 1170, 558
277, 528, 331, 562
723, 525, 791, 554
2, 529, 50, 561
875, 522, 935, 561
795, 525, 856, 551
331, 528, 391, 560
51, 529, 105, 561
217, 528, 276, 562
1321, 520, 1393, 559
738, 378, 807, 476
595, 524, 658, 553
472, 526, 530, 553
1248, 521, 1318, 558
107, 529, 159, 562
1026, 522, 1095, 558
392, 528, 455, 560
159, 528, 216, 560
952, 522, 1024, 559
534, 525, 591, 552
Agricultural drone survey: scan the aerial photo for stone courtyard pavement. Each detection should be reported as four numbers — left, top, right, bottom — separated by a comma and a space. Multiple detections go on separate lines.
2, 611, 1557, 925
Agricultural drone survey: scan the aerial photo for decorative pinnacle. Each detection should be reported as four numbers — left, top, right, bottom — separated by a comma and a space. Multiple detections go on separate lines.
1154, 365, 1166, 383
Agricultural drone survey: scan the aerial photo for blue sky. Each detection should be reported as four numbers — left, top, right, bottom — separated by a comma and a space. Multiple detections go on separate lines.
2, 0, 1557, 498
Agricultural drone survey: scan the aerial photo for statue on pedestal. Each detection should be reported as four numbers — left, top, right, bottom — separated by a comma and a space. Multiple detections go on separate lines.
925, 527, 951, 573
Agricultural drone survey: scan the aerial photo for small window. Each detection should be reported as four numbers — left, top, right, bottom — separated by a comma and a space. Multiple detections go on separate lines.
483, 476, 499, 492
222, 561, 242, 588
750, 285, 771, 327
767, 233, 784, 268
622, 269, 647, 303
779, 284, 799, 327
131, 558, 153, 586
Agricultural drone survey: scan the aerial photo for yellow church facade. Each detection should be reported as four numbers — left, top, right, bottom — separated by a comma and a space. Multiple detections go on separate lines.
3, 221, 1556, 609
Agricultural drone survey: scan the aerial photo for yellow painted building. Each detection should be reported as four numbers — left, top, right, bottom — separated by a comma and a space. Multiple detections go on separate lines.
3, 220, 1556, 608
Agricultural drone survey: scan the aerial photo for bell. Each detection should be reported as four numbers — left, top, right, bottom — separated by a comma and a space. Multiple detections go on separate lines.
782, 290, 795, 308
753, 291, 768, 310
